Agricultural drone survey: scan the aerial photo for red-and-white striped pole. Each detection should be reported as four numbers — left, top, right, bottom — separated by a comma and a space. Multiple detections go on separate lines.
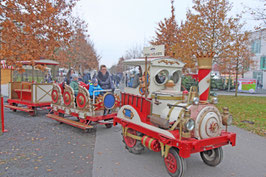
197, 52, 214, 101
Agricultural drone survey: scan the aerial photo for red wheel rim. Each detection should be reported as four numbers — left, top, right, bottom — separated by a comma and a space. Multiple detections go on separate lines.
124, 128, 137, 148
77, 93, 86, 108
51, 90, 58, 103
164, 152, 177, 174
63, 91, 71, 106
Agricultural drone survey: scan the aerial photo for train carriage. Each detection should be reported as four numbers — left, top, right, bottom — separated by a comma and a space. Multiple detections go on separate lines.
5, 60, 59, 116
47, 81, 120, 132
113, 53, 236, 177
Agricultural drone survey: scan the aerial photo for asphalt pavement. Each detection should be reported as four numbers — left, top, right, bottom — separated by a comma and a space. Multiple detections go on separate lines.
92, 125, 266, 177
0, 108, 96, 177
1, 104, 265, 177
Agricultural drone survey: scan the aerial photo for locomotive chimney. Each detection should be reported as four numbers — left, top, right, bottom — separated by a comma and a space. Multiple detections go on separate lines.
196, 52, 214, 101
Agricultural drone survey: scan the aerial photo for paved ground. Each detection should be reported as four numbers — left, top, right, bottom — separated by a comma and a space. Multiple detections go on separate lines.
92, 125, 266, 177
0, 108, 96, 177
1, 102, 266, 177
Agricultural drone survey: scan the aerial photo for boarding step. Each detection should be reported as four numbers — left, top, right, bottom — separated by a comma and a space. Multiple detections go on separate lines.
5, 104, 33, 112
46, 114, 93, 130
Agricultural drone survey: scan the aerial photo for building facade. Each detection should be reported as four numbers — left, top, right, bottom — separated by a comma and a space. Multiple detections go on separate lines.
244, 29, 266, 89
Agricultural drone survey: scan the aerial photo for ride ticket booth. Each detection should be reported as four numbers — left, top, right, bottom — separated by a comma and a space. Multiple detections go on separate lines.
5, 60, 59, 116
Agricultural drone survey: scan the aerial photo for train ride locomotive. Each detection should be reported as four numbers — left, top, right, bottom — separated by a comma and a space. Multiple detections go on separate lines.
113, 52, 236, 177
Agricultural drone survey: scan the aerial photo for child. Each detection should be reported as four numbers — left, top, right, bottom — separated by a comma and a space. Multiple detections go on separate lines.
89, 78, 103, 98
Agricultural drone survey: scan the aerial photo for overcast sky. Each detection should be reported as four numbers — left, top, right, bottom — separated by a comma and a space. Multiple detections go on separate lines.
73, 0, 263, 68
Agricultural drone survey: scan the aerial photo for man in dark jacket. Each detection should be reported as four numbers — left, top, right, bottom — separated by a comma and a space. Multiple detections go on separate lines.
97, 65, 114, 91
97, 65, 114, 115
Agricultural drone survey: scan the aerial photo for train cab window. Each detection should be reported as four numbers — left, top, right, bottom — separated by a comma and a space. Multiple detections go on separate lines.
126, 66, 142, 88
171, 70, 181, 83
155, 69, 169, 85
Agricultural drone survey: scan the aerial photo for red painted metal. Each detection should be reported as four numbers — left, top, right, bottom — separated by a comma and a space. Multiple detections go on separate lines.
48, 106, 118, 130
113, 117, 236, 159
198, 69, 211, 101
121, 92, 151, 122
164, 151, 177, 174
1, 97, 7, 133
141, 136, 161, 152
63, 91, 71, 106
76, 93, 86, 108
124, 128, 137, 148
7, 99, 50, 107
51, 89, 58, 103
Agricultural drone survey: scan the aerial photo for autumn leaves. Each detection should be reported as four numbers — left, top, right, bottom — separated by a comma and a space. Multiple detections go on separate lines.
0, 0, 99, 71
151, 0, 254, 75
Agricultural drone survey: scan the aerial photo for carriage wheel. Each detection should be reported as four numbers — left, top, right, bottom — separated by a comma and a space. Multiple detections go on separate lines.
30, 107, 37, 116
123, 128, 145, 154
105, 124, 112, 128
11, 103, 17, 112
200, 147, 223, 166
164, 148, 186, 177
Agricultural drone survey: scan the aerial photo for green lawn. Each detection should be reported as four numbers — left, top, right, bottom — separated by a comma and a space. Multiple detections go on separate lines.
217, 95, 266, 136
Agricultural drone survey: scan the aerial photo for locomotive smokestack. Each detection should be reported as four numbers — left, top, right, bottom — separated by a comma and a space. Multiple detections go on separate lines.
196, 52, 214, 101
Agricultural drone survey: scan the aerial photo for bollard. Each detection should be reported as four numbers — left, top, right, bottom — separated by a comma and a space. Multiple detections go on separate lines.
1, 96, 6, 134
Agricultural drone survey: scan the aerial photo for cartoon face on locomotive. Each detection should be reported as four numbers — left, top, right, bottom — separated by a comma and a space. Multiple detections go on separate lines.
114, 55, 236, 177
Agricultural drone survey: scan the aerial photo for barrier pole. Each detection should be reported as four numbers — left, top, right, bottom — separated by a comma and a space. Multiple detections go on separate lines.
1, 96, 7, 133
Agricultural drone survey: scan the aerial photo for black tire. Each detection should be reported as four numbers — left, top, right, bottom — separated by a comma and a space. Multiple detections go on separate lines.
164, 148, 186, 177
105, 124, 112, 128
200, 147, 223, 167
30, 107, 37, 116
12, 103, 17, 112
122, 128, 145, 154
59, 113, 64, 117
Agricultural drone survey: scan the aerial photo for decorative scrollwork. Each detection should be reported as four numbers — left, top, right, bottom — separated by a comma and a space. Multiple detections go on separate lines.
52, 83, 62, 105
158, 59, 180, 65
63, 84, 75, 108
139, 66, 150, 95
76, 85, 90, 111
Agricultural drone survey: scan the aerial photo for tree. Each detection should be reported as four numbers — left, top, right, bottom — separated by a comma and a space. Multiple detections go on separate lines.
124, 44, 143, 59
245, 0, 266, 28
150, 0, 179, 57
228, 30, 254, 96
0, 0, 78, 69
173, 0, 235, 70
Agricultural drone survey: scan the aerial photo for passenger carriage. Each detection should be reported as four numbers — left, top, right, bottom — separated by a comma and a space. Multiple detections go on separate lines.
113, 53, 236, 177
5, 60, 59, 116
46, 81, 120, 132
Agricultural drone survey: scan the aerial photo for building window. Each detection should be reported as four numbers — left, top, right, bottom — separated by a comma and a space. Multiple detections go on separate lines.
260, 56, 266, 70
251, 39, 261, 54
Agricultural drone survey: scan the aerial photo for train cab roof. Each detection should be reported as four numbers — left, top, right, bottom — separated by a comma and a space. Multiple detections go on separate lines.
123, 57, 185, 68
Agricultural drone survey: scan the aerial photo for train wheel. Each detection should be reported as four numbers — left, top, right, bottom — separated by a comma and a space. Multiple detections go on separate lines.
30, 107, 37, 116
11, 103, 17, 112
164, 148, 186, 177
123, 128, 145, 154
200, 147, 223, 166
105, 124, 112, 128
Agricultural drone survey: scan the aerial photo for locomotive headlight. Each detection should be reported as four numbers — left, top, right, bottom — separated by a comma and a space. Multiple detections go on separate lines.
227, 114, 233, 126
193, 97, 199, 105
222, 114, 233, 126
211, 97, 218, 104
184, 119, 195, 131
222, 107, 233, 126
